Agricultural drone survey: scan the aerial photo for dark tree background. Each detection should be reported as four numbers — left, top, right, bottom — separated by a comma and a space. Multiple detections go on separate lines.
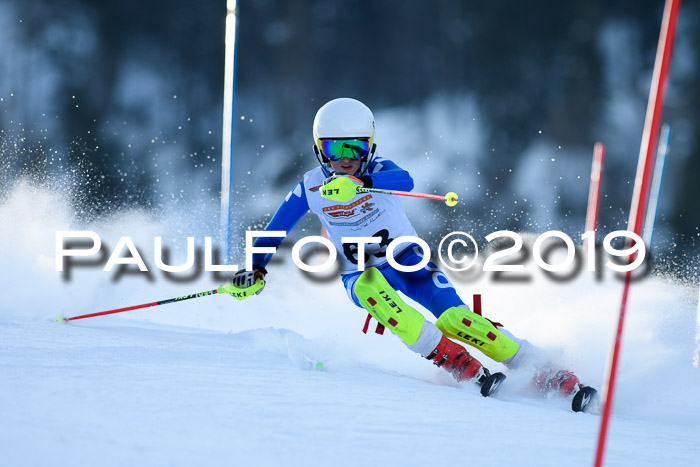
1, 0, 698, 274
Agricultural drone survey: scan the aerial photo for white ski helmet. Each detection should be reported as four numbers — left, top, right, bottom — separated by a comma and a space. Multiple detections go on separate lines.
313, 98, 376, 164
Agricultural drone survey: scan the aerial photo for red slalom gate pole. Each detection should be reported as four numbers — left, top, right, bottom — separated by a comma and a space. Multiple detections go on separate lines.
59, 288, 220, 323
594, 1, 681, 466
584, 142, 606, 256
585, 142, 606, 236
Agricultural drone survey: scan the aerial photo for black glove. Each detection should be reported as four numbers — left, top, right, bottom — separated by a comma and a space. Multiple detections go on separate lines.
324, 172, 373, 187
231, 264, 267, 289
220, 265, 267, 300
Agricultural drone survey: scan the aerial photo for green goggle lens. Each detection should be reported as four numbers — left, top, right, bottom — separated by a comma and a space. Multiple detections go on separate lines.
320, 138, 370, 161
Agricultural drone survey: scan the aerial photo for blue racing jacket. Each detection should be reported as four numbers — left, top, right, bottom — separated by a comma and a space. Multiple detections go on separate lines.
251, 156, 415, 271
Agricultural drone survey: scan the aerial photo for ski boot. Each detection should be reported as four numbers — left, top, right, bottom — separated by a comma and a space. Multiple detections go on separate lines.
426, 335, 506, 397
533, 369, 597, 412
571, 384, 598, 412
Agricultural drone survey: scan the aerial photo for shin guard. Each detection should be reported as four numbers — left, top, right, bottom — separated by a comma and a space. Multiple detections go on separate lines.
354, 267, 425, 346
435, 306, 519, 362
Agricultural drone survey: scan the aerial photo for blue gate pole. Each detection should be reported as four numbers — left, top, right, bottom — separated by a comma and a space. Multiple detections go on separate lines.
642, 123, 671, 250
220, 0, 239, 263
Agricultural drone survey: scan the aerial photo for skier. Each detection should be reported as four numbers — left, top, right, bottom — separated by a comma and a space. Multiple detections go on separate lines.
221, 97, 597, 411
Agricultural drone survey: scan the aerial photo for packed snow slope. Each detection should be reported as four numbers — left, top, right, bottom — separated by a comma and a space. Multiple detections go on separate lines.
1, 182, 699, 467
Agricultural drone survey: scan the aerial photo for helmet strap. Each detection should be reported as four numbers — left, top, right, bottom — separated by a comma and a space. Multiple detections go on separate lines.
359, 143, 377, 176
313, 144, 332, 177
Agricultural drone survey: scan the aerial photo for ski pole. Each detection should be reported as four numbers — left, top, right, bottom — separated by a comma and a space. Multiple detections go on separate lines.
58, 287, 221, 323
309, 184, 458, 207
357, 187, 458, 206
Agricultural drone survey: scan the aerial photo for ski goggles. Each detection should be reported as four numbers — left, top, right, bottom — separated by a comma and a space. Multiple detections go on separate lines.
319, 138, 370, 161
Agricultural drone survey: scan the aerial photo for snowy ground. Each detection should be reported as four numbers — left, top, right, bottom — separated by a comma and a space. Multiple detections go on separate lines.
2, 183, 700, 466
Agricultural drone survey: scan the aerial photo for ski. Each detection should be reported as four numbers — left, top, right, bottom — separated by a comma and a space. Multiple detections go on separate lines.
571, 385, 598, 412
480, 372, 507, 397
